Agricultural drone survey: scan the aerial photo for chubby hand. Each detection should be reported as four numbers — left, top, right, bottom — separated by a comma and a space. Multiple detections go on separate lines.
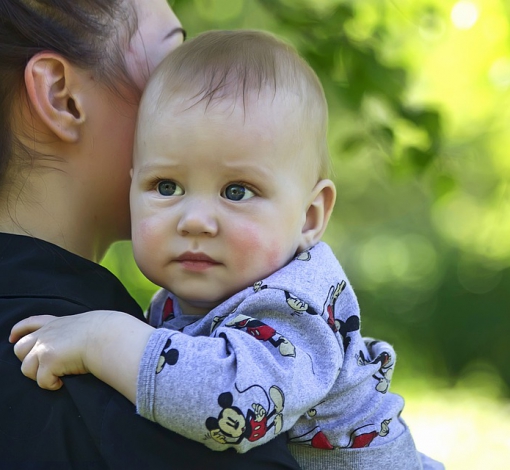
10, 313, 99, 390
10, 311, 155, 403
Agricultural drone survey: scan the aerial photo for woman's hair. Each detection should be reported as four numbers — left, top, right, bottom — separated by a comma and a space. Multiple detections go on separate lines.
147, 30, 331, 179
0, 0, 137, 187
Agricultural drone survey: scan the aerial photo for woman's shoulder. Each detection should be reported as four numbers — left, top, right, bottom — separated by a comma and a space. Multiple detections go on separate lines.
0, 232, 142, 317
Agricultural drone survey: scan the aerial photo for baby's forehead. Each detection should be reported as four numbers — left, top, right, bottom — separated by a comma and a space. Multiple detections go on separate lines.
138, 87, 322, 177
144, 87, 305, 137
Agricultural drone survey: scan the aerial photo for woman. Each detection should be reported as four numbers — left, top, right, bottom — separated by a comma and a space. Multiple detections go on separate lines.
0, 1, 299, 468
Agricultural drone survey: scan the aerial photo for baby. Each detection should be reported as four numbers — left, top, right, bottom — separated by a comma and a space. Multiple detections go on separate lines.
12, 30, 442, 470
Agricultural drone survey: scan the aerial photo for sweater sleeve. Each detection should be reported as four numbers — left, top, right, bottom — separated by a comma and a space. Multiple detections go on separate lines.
136, 287, 344, 453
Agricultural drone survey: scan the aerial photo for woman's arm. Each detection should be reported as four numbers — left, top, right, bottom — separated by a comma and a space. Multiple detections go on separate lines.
10, 311, 154, 404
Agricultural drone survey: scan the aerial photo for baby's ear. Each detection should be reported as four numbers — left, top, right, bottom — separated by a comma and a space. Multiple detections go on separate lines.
298, 179, 336, 252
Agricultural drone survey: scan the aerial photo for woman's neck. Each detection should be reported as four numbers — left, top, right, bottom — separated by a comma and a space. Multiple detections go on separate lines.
0, 168, 117, 263
0, 220, 107, 263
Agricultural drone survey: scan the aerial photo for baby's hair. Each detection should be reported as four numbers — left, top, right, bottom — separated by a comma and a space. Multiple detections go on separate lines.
145, 30, 331, 179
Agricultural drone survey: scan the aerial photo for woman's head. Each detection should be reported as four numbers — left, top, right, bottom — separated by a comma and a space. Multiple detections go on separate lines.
1, 0, 130, 181
0, 0, 183, 259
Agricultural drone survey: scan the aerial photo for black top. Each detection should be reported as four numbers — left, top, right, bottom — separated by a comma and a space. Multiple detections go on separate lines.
0, 233, 300, 470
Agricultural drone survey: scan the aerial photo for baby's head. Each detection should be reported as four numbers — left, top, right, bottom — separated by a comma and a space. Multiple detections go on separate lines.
131, 30, 336, 315
138, 29, 331, 181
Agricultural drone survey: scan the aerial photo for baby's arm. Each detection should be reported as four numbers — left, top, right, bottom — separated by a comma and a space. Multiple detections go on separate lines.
10, 311, 154, 403
136, 290, 343, 453
11, 295, 342, 453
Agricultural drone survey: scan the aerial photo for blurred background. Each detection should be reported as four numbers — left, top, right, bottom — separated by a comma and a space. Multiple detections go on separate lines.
103, 0, 510, 467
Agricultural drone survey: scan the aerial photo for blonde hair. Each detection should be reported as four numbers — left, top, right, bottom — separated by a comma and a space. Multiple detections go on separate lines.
143, 29, 330, 179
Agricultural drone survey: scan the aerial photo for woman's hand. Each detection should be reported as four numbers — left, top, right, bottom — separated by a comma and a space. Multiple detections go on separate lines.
10, 311, 155, 403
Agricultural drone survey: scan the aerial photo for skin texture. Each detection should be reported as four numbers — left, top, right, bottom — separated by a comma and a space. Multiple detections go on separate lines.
10, 82, 336, 404
11, 311, 152, 402
0, 0, 184, 262
131, 92, 334, 315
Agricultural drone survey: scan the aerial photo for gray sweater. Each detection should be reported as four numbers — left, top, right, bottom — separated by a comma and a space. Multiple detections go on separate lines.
137, 242, 443, 469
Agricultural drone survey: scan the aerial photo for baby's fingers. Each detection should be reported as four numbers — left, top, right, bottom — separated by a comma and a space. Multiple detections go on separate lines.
36, 364, 64, 391
18, 346, 40, 382
9, 315, 57, 343
17, 342, 63, 391
13, 333, 37, 361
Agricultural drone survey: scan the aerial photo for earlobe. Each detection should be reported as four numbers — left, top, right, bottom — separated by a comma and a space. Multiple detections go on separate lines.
298, 179, 336, 252
24, 52, 86, 143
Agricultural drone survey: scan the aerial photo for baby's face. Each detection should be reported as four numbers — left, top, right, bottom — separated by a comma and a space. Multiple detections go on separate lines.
130, 93, 315, 314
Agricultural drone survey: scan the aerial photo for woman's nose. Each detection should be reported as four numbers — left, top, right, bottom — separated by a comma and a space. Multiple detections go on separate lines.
176, 200, 218, 237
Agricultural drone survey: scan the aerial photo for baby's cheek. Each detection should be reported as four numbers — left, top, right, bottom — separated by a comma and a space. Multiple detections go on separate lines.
132, 219, 163, 265
226, 225, 288, 277
132, 219, 153, 250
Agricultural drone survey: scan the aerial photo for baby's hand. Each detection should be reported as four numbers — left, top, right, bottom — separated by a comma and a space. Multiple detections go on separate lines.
9, 314, 57, 344
10, 313, 100, 391
11, 311, 154, 403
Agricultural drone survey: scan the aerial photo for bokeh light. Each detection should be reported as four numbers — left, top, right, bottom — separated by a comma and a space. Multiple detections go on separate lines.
451, 1, 479, 30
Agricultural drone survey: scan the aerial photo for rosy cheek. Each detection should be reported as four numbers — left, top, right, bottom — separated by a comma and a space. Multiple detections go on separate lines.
225, 223, 287, 276
133, 220, 152, 245
227, 229, 259, 256
133, 219, 164, 260
263, 246, 290, 273
132, 218, 169, 281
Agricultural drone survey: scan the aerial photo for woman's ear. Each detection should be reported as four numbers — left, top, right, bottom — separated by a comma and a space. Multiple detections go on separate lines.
24, 52, 86, 143
298, 179, 336, 252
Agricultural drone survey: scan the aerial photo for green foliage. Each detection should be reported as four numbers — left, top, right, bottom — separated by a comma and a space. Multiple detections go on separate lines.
104, 0, 510, 394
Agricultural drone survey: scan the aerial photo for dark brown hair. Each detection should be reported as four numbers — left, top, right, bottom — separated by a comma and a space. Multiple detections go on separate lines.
0, 0, 137, 186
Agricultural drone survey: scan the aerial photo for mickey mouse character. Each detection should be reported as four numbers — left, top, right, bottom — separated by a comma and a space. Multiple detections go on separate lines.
322, 281, 346, 333
289, 426, 334, 450
356, 340, 395, 393
288, 404, 334, 451
347, 419, 391, 448
205, 385, 285, 446
225, 314, 296, 357
156, 338, 179, 374
290, 418, 391, 450
253, 280, 318, 317
284, 291, 319, 316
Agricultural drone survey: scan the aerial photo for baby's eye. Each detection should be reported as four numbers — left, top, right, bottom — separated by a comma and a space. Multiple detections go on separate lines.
223, 184, 255, 201
157, 180, 184, 196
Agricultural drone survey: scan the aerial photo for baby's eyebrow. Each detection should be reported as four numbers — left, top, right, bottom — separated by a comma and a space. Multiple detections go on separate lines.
135, 163, 177, 176
220, 161, 273, 177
